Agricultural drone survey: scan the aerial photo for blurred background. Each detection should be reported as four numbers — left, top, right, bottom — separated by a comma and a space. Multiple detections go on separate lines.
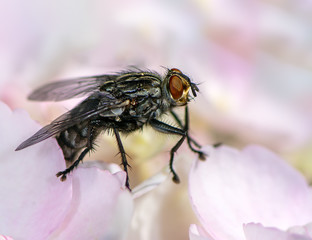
0, 0, 312, 238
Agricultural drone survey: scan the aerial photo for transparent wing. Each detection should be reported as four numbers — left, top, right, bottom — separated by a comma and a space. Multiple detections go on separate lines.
16, 92, 126, 150
28, 75, 116, 101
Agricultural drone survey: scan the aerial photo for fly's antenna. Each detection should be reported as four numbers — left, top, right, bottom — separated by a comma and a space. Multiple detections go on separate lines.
190, 83, 199, 97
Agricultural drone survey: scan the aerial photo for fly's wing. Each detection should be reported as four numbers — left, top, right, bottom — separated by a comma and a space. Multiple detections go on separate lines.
29, 75, 116, 101
15, 92, 126, 151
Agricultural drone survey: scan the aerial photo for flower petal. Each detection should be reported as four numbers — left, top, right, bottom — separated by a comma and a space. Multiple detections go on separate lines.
0, 235, 14, 240
189, 145, 312, 240
244, 223, 312, 240
49, 167, 133, 240
288, 222, 312, 238
131, 167, 169, 199
189, 224, 215, 240
0, 102, 72, 239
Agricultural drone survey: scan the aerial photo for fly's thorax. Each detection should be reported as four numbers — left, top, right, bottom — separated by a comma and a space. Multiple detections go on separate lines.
99, 100, 130, 119
98, 92, 162, 123
113, 74, 163, 120
124, 95, 160, 122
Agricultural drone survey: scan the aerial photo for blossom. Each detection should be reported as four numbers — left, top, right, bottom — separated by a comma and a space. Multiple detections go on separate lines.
0, 101, 133, 239
1, 1, 312, 239
189, 145, 312, 240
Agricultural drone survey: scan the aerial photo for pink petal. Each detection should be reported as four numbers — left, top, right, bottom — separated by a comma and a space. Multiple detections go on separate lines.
0, 102, 133, 239
0, 235, 14, 240
132, 168, 168, 198
50, 167, 133, 240
0, 102, 72, 239
244, 223, 312, 240
288, 222, 312, 238
189, 145, 312, 240
127, 154, 199, 240
189, 224, 215, 240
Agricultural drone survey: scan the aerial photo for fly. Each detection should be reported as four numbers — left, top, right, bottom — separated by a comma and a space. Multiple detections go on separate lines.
16, 68, 205, 190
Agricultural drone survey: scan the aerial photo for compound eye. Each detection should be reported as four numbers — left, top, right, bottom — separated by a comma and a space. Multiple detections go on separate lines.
169, 75, 183, 100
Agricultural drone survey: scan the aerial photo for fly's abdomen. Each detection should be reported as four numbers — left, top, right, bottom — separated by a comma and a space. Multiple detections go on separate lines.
56, 124, 89, 162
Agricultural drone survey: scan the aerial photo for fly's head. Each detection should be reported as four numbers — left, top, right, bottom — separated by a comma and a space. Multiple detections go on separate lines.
163, 68, 199, 107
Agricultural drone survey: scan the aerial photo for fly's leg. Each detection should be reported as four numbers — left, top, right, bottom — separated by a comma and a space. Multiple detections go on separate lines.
169, 135, 187, 183
56, 148, 89, 181
113, 128, 131, 190
183, 106, 206, 160
56, 126, 96, 181
171, 106, 206, 160
170, 109, 201, 148
150, 119, 187, 184
171, 108, 200, 148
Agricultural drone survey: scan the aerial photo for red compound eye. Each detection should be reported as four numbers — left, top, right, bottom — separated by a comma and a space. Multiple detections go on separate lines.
169, 75, 183, 100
